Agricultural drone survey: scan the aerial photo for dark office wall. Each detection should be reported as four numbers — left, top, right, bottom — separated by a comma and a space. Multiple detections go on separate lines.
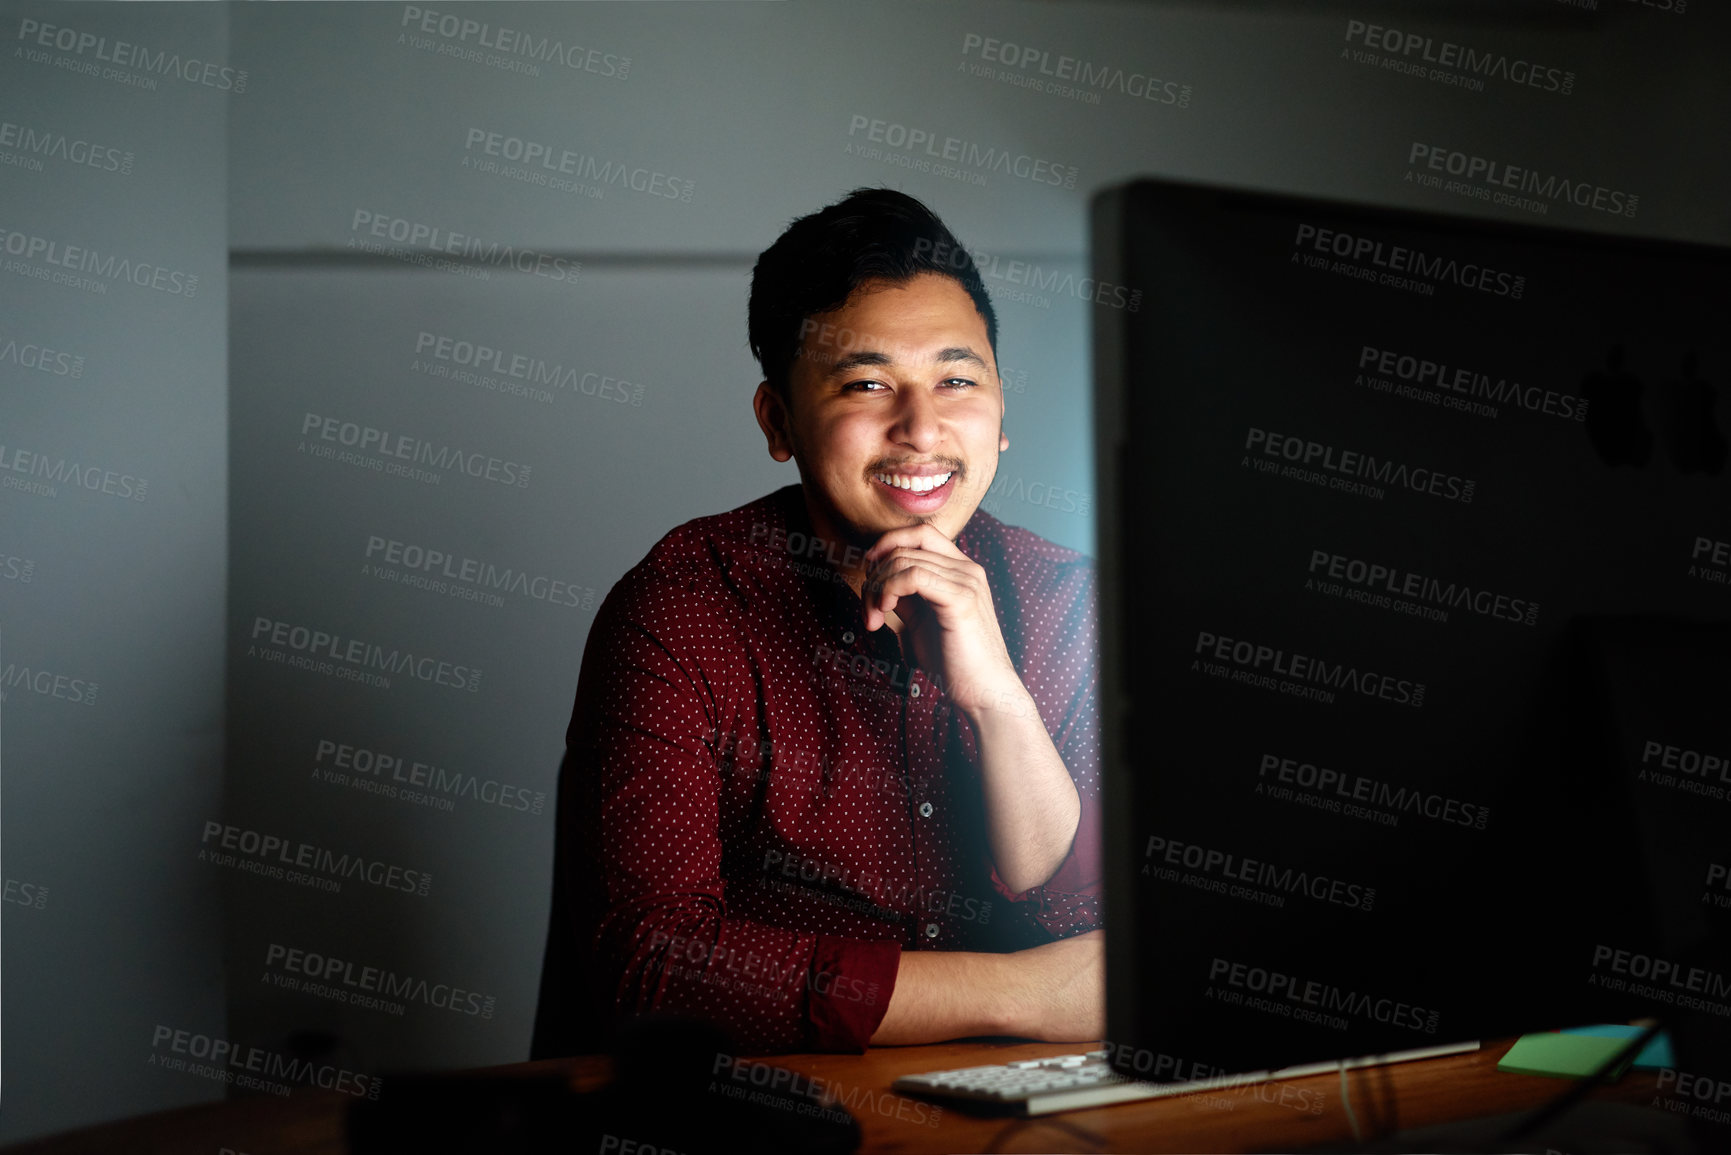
3, 0, 1726, 1142
0, 0, 229, 1140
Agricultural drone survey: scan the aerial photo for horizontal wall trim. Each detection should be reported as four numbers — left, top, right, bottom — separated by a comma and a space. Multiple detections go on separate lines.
229, 249, 1084, 270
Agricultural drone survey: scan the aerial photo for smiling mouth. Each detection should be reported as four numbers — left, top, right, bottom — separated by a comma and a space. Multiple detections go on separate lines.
870, 469, 956, 494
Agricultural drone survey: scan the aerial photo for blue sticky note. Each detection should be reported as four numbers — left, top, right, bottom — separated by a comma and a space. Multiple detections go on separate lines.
1561, 1024, 1674, 1070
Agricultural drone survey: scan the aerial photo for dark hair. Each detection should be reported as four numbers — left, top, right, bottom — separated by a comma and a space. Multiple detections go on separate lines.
748, 187, 998, 403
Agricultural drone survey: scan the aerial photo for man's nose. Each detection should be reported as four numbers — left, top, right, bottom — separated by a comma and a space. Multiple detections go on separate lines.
888, 388, 940, 448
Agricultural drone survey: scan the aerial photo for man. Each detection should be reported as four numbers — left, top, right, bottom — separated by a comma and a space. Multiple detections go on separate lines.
532, 188, 1103, 1058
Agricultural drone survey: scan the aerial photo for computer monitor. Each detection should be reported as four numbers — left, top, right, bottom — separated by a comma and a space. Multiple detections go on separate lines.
1091, 178, 1731, 1090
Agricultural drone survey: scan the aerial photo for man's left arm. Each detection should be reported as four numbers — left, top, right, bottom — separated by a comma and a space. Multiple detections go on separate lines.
862, 528, 1102, 915
970, 671, 1090, 895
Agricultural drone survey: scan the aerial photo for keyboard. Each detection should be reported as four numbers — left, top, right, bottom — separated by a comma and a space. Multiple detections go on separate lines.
892, 1050, 1226, 1115
893, 1041, 1481, 1116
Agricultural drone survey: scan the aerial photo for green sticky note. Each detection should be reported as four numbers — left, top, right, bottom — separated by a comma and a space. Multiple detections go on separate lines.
1497, 1032, 1633, 1080
1561, 1024, 1674, 1070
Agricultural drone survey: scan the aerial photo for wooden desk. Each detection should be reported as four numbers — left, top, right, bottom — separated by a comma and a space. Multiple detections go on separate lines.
0, 1037, 1666, 1155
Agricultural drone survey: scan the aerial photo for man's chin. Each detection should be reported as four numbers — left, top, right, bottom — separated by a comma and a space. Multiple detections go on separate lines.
870, 500, 972, 539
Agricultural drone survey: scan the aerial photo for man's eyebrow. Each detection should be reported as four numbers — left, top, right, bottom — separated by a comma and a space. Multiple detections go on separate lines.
823, 350, 894, 376
822, 347, 991, 377
934, 346, 990, 370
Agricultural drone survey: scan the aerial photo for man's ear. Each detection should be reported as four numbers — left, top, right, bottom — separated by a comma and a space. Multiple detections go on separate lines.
753, 381, 795, 463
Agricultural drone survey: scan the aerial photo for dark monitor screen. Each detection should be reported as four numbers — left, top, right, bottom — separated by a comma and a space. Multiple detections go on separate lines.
1091, 177, 1731, 1081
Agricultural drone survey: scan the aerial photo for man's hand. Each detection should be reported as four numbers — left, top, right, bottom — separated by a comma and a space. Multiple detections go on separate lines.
999, 930, 1106, 1041
861, 524, 1026, 721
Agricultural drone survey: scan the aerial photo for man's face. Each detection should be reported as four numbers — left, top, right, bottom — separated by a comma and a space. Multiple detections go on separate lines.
753, 272, 1008, 550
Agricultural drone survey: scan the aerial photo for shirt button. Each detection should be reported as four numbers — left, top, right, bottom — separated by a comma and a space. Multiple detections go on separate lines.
924, 923, 940, 939
918, 801, 934, 818
909, 682, 921, 698
842, 631, 854, 644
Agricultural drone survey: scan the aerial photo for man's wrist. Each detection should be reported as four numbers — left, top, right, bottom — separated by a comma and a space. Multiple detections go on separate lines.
980, 949, 1024, 1037
873, 947, 1026, 1044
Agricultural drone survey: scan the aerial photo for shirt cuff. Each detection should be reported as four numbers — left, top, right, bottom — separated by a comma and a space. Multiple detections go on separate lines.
805, 934, 901, 1053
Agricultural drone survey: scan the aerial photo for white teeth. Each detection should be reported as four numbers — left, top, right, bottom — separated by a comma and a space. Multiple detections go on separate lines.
875, 471, 953, 493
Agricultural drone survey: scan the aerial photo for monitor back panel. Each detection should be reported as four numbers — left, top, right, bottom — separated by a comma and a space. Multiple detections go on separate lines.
1092, 179, 1731, 1077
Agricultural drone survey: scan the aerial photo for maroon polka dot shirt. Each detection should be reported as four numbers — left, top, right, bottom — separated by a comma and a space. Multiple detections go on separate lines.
555, 483, 1102, 1054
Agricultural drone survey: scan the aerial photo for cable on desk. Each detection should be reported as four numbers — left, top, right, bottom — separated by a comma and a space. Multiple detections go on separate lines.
1335, 1053, 1403, 1150
1339, 1060, 1364, 1145
1368, 1049, 1400, 1140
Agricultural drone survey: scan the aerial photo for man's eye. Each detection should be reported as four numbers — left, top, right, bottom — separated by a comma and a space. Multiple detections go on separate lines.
842, 378, 975, 392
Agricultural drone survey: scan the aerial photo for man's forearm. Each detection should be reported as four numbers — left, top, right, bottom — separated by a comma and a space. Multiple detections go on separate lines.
968, 686, 1082, 894
869, 949, 1014, 1045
